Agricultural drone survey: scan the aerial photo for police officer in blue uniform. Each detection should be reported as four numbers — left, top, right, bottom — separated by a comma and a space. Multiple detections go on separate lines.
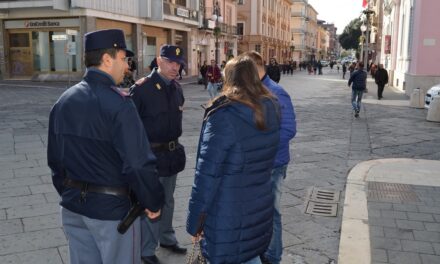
47, 29, 164, 264
130, 45, 187, 264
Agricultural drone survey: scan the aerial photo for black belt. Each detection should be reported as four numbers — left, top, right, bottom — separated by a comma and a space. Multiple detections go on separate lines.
150, 140, 178, 152
63, 178, 129, 197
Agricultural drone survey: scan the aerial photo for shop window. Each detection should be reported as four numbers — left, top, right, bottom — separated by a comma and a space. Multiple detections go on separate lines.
175, 0, 186, 7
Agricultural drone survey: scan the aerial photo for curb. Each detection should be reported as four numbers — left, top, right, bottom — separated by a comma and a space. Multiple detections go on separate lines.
338, 158, 440, 264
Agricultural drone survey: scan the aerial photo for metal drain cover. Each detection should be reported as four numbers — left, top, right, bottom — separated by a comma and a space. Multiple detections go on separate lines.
305, 201, 338, 217
310, 188, 340, 203
367, 182, 419, 202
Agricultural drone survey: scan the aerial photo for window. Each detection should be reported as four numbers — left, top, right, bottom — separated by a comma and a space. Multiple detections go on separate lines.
255, 44, 261, 53
237, 23, 244, 35
175, 0, 186, 7
238, 0, 244, 4
10, 33, 29, 47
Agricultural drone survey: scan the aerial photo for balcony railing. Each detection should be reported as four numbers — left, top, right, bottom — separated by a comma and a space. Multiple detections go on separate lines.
200, 19, 238, 35
163, 2, 198, 22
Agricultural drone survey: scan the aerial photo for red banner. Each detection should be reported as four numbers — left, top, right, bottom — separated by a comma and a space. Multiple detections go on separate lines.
384, 35, 391, 54
362, 0, 368, 8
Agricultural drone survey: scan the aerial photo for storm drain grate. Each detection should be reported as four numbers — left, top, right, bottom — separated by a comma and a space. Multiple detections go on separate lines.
305, 201, 338, 217
367, 181, 420, 202
309, 188, 340, 203
304, 187, 340, 217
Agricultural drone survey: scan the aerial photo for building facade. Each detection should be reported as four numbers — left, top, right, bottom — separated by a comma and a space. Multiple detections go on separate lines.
197, 0, 238, 68
0, 0, 200, 80
291, 0, 317, 63
379, 0, 440, 95
237, 0, 292, 64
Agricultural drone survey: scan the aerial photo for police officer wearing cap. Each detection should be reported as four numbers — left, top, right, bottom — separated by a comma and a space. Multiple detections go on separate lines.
48, 29, 164, 264
130, 45, 187, 264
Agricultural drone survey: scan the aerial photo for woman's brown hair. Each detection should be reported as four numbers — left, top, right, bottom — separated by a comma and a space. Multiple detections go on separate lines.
219, 54, 274, 130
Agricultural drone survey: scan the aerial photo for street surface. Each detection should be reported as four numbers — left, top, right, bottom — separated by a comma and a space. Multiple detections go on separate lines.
0, 68, 438, 264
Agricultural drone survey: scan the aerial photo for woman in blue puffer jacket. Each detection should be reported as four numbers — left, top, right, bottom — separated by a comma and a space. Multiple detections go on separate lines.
187, 54, 280, 264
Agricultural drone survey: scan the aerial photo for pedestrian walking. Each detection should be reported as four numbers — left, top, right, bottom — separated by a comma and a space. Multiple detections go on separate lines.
130, 44, 187, 264
47, 29, 164, 264
342, 63, 347, 79
199, 61, 208, 89
206, 59, 222, 99
374, 64, 389, 100
267, 57, 281, 83
187, 54, 280, 264
246, 51, 297, 264
348, 61, 368, 118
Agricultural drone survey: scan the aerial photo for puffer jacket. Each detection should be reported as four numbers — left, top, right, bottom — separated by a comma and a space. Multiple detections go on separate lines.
187, 96, 280, 264
262, 75, 296, 168
348, 69, 368, 91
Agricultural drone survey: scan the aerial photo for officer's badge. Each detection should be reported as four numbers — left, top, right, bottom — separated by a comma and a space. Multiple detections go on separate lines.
176, 48, 180, 56
155, 83, 161, 90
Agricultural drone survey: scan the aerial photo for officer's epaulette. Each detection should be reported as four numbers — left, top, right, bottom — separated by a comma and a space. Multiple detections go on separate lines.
135, 77, 149, 86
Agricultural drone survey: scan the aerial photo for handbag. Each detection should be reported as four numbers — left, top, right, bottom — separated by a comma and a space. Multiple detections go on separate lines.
186, 240, 207, 264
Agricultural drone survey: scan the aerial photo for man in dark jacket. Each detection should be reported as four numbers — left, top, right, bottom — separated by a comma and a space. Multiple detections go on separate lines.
267, 57, 281, 83
348, 61, 368, 118
247, 51, 297, 264
374, 64, 389, 100
130, 45, 187, 264
47, 29, 164, 264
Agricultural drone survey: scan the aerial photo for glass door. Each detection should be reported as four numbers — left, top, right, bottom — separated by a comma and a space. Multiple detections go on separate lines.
9, 31, 33, 77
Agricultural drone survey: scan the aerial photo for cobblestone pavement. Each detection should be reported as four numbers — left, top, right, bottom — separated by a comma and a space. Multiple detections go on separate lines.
0, 68, 438, 264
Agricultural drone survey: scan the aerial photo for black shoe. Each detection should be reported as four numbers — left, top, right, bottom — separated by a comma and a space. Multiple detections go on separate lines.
142, 255, 160, 264
354, 110, 359, 118
160, 243, 187, 254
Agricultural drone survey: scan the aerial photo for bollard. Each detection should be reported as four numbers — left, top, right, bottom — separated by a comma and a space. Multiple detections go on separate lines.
410, 88, 424, 108
426, 95, 440, 122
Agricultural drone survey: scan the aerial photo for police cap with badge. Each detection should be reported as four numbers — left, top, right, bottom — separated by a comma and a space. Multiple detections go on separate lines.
84, 29, 134, 57
160, 44, 185, 65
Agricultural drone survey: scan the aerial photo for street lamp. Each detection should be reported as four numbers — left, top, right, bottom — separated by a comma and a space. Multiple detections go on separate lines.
360, 23, 367, 63
361, 9, 374, 69
212, 1, 223, 65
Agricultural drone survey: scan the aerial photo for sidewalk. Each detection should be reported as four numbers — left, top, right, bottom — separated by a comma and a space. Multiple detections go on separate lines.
339, 158, 440, 264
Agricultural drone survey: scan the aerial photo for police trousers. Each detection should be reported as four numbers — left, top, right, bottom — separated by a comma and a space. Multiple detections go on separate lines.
62, 207, 141, 264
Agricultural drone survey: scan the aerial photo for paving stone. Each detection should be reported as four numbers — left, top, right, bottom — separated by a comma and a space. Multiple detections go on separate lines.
387, 250, 422, 264
407, 212, 435, 222
58, 245, 69, 264
381, 210, 408, 220
396, 219, 425, 230
13, 166, 51, 178
0, 187, 30, 198
433, 243, 440, 255
371, 237, 402, 251
22, 213, 61, 232
0, 194, 46, 209
418, 205, 440, 214
369, 217, 397, 228
401, 240, 434, 254
371, 248, 388, 262
0, 228, 67, 255
420, 254, 440, 264
1, 160, 38, 171
393, 204, 422, 213
0, 176, 42, 189
6, 203, 60, 219
383, 227, 414, 240
29, 184, 56, 194
369, 201, 393, 210
424, 222, 440, 232
0, 219, 23, 235
413, 230, 440, 243
370, 226, 385, 237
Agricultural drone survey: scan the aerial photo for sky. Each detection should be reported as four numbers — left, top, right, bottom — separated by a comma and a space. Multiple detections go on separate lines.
307, 0, 364, 34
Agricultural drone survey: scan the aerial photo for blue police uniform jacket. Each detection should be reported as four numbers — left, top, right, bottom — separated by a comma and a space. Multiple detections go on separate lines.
47, 68, 164, 220
262, 74, 297, 168
130, 69, 185, 176
348, 69, 368, 91
187, 96, 280, 264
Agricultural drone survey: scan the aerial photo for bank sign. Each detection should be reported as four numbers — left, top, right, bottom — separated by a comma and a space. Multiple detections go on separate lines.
5, 18, 79, 29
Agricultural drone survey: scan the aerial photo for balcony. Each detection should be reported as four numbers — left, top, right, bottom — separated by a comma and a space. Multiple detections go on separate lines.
292, 28, 305, 34
163, 2, 198, 22
291, 12, 306, 17
200, 19, 238, 35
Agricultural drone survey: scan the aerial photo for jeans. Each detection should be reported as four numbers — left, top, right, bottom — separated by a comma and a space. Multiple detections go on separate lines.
351, 89, 364, 111
207, 256, 261, 264
265, 165, 287, 264
207, 82, 220, 99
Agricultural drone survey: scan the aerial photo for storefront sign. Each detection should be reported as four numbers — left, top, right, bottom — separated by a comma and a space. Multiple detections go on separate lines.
5, 18, 79, 29
176, 7, 189, 18
52, 34, 68, 41
384, 35, 391, 54
66, 29, 78, 35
